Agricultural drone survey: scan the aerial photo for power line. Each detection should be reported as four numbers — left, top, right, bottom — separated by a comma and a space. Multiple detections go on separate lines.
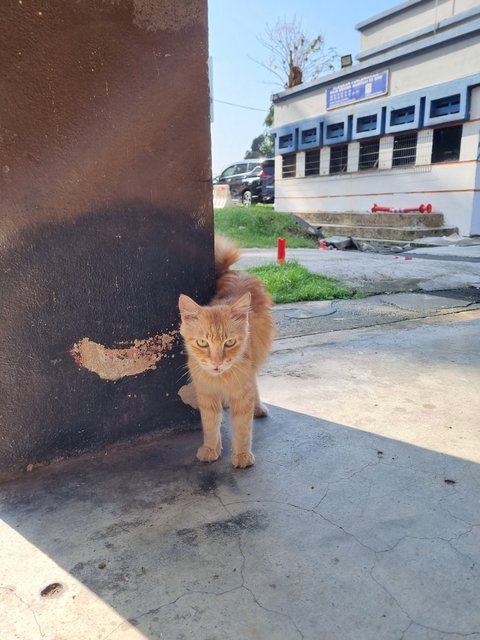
213, 98, 267, 112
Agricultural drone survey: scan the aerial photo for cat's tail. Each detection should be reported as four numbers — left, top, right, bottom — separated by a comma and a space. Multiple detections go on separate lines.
215, 235, 241, 276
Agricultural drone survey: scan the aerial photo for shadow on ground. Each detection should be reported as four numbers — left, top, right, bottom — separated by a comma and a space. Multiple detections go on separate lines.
1, 405, 479, 640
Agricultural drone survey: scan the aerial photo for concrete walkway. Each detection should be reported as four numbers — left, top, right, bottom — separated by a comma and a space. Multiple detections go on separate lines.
1, 287, 480, 639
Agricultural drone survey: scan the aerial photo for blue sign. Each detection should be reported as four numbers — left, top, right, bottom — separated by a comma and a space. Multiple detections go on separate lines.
327, 71, 389, 110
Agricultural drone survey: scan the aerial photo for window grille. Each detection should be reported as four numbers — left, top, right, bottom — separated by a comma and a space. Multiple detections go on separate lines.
301, 128, 317, 146
390, 106, 415, 127
326, 122, 344, 139
279, 133, 293, 149
305, 150, 320, 176
392, 133, 418, 167
430, 94, 460, 118
358, 139, 380, 170
431, 125, 462, 163
329, 144, 348, 174
357, 114, 377, 133
282, 153, 296, 178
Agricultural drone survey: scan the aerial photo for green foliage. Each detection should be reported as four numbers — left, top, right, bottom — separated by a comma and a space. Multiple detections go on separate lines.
246, 261, 355, 304
214, 205, 318, 248
245, 131, 274, 159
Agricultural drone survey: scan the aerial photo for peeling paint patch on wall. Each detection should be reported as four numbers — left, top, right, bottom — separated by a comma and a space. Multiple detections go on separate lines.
70, 333, 177, 381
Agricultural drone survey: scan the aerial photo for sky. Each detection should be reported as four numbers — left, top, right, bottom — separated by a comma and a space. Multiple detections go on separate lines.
208, 0, 398, 176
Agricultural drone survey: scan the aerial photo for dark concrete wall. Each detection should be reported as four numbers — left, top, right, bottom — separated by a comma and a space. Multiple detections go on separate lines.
0, 0, 214, 477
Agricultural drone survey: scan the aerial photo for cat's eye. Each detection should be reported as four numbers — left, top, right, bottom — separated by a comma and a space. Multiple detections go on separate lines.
224, 338, 236, 347
196, 339, 209, 348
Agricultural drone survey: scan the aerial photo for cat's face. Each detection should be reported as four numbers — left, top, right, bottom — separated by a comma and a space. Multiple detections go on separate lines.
179, 293, 250, 376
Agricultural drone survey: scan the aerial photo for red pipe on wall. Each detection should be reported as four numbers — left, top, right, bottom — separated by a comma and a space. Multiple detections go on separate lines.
371, 203, 432, 213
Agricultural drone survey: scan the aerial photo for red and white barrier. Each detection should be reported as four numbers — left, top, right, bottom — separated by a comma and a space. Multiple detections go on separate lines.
213, 184, 233, 209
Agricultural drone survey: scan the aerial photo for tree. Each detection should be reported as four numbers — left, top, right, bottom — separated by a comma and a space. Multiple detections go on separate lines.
256, 16, 338, 89
245, 105, 274, 159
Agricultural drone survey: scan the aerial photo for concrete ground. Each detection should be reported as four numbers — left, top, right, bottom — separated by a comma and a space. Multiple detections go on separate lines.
1, 246, 480, 640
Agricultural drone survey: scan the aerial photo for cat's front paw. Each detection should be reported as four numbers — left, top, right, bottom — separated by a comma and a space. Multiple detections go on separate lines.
231, 451, 255, 468
254, 402, 269, 418
197, 445, 221, 463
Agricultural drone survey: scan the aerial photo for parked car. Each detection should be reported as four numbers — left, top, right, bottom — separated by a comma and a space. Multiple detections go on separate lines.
213, 158, 275, 206
212, 160, 260, 201
240, 158, 275, 206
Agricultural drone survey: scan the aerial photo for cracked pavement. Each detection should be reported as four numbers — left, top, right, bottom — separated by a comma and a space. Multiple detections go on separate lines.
1, 294, 480, 639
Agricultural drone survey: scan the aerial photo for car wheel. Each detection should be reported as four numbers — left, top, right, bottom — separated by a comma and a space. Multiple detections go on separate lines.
242, 190, 253, 207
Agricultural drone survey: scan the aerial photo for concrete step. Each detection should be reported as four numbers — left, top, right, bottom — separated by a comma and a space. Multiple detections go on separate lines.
350, 237, 446, 248
300, 211, 445, 228
317, 223, 459, 242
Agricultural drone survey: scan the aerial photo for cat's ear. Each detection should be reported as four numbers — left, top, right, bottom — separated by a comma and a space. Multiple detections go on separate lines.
179, 294, 201, 320
230, 292, 251, 320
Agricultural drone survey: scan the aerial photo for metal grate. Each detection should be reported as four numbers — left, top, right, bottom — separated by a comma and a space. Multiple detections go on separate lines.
431, 125, 462, 163
392, 132, 418, 167
305, 149, 320, 176
302, 128, 318, 146
282, 153, 297, 178
358, 139, 380, 170
329, 144, 348, 174
390, 105, 415, 126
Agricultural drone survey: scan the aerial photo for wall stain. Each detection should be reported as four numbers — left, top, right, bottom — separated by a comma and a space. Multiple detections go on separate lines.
132, 0, 203, 32
70, 332, 177, 381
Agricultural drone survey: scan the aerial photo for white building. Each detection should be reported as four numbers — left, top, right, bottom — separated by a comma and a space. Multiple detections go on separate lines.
272, 0, 480, 236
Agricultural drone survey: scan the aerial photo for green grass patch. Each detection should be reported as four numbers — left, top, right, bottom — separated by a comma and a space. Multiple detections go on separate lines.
246, 260, 355, 304
215, 204, 317, 248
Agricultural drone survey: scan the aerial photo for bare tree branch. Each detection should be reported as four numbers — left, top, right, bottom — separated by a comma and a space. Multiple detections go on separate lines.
253, 15, 339, 89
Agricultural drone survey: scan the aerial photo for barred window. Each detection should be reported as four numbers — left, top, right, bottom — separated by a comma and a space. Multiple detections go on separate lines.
329, 144, 348, 174
359, 139, 380, 170
431, 125, 462, 163
305, 150, 320, 176
282, 153, 296, 178
392, 133, 418, 167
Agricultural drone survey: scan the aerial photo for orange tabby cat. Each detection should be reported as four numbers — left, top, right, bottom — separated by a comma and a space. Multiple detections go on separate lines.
178, 236, 274, 468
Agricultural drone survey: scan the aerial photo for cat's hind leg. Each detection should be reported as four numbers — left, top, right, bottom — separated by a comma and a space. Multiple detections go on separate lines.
254, 378, 269, 418
197, 394, 223, 463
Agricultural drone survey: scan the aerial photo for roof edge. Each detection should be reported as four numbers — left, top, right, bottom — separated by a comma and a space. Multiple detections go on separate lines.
355, 0, 427, 31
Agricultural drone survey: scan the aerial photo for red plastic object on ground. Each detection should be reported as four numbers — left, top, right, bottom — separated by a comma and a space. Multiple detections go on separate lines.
371, 203, 432, 213
277, 237, 286, 263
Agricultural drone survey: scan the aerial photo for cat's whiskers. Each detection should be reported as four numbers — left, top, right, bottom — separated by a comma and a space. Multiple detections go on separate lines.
176, 366, 192, 384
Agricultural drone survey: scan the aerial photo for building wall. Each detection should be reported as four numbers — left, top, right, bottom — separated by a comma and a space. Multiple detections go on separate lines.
273, 1, 480, 236
0, 1, 213, 478
274, 36, 480, 127
358, 0, 479, 52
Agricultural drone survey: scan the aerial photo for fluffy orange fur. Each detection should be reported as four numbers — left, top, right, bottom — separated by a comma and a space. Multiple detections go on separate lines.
178, 236, 274, 468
